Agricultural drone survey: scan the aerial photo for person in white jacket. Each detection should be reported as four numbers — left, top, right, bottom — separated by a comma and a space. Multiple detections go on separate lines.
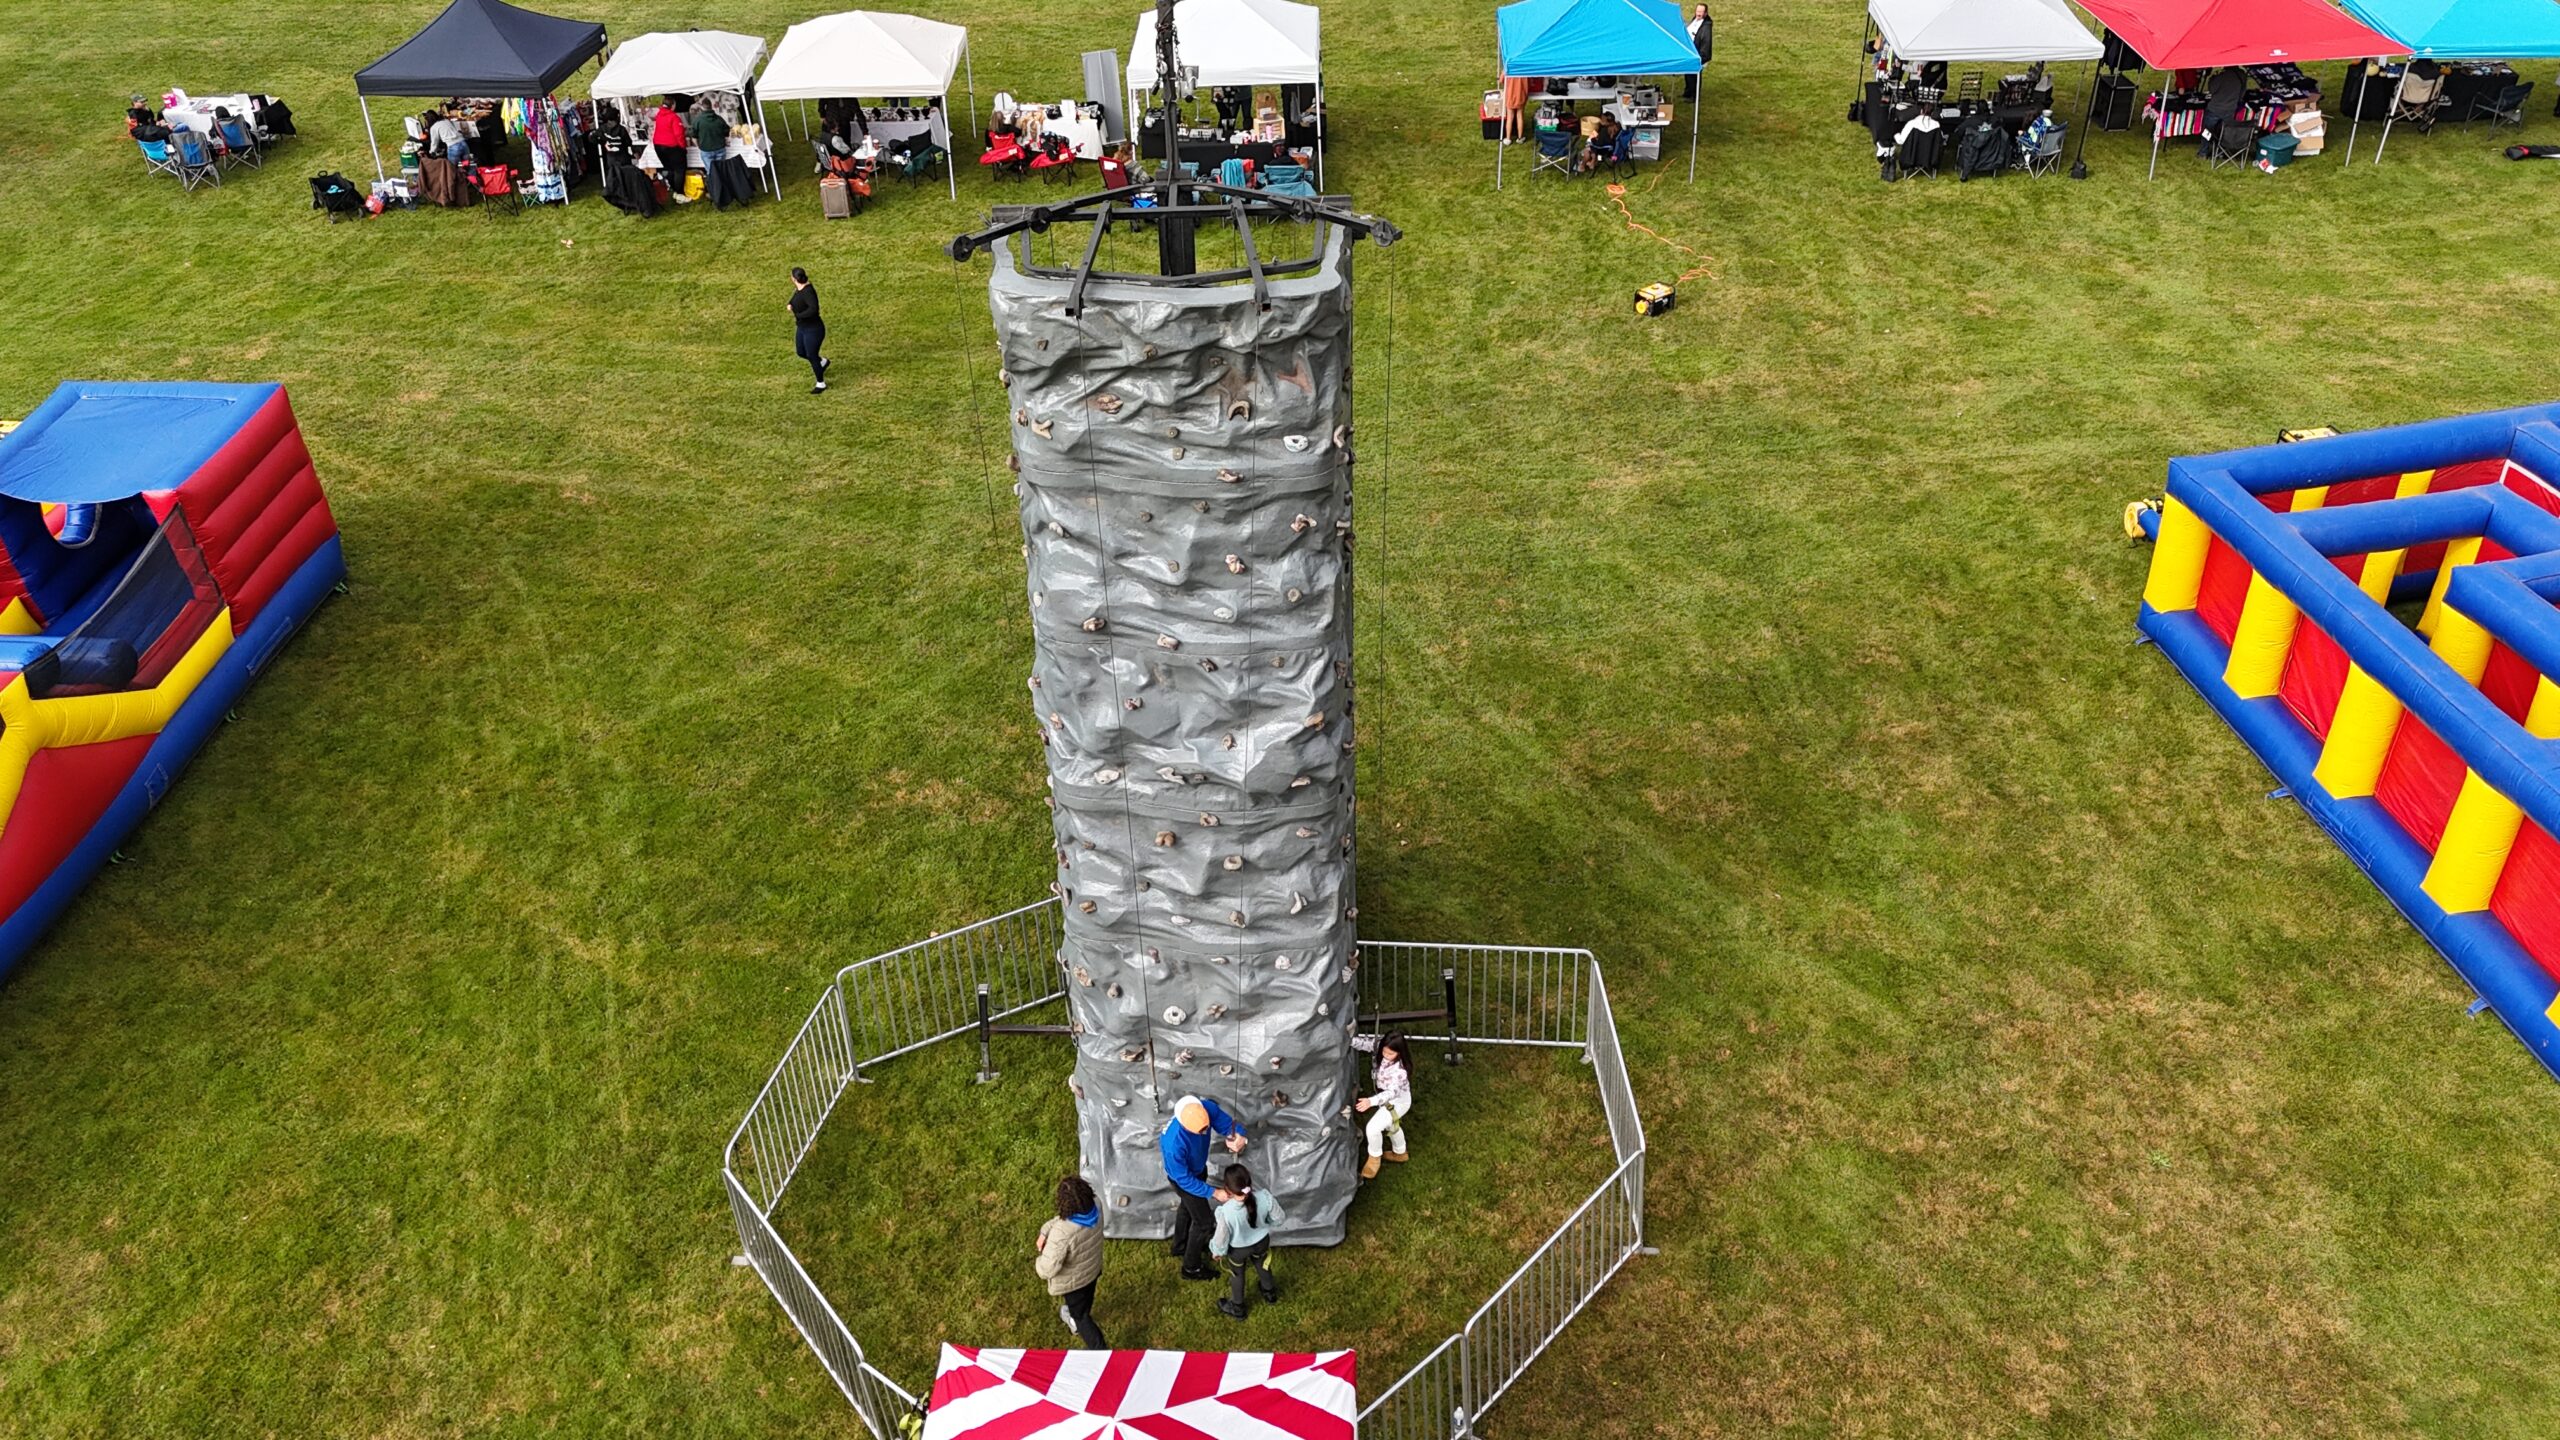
1352, 1033, 1414, 1179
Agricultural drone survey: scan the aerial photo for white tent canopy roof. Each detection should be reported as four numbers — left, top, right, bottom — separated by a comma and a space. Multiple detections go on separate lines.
1127, 0, 1322, 89
592, 29, 769, 99
1868, 0, 2102, 62
758, 9, 966, 100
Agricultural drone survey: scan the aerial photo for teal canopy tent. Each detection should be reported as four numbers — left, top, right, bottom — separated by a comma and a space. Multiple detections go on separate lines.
2339, 0, 2560, 161
1495, 0, 1702, 186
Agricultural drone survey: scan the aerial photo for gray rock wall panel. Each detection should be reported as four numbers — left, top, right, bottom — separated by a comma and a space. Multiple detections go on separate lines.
991, 229, 1360, 1244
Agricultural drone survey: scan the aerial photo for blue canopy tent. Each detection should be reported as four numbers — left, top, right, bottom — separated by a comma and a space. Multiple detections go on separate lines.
1495, 0, 1702, 187
2338, 0, 2560, 162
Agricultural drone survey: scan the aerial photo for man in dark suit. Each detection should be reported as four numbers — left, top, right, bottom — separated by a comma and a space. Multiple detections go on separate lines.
1685, 5, 1713, 100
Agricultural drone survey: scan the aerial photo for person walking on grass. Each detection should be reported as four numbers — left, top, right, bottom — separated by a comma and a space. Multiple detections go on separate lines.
1352, 1032, 1414, 1179
1162, 1095, 1246, 1281
787, 267, 830, 394
1209, 1164, 1283, 1321
1034, 1174, 1107, 1349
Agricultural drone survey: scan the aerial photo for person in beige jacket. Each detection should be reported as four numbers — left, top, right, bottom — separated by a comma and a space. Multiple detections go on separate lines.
1035, 1174, 1108, 1349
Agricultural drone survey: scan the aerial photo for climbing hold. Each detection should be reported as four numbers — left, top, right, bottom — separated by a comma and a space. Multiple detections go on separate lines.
1014, 407, 1029, 426
1162, 1005, 1187, 1025
1217, 469, 1242, 485
1096, 767, 1122, 783
1223, 855, 1244, 871
1223, 733, 1238, 750
1283, 435, 1310, 452
1079, 900, 1098, 913
1157, 634, 1180, 650
1200, 659, 1219, 672
1124, 698, 1143, 712
1082, 616, 1106, 633
1290, 776, 1312, 789
1176, 1049, 1196, 1065
1225, 554, 1246, 574
1291, 514, 1313, 533
1155, 831, 1177, 847
1095, 394, 1123, 414
1198, 813, 1221, 827
1302, 713, 1324, 729
1107, 982, 1124, 998
1289, 892, 1308, 914
1229, 910, 1247, 926
1286, 588, 1304, 604
1295, 826, 1319, 839
1031, 419, 1055, 439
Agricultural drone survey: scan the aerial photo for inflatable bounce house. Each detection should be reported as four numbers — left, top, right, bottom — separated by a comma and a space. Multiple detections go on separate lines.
0, 381, 341, 979
2137, 402, 2560, 1081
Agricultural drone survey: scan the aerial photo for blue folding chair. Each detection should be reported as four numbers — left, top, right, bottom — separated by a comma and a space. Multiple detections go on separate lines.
1261, 163, 1317, 198
217, 117, 262, 170
137, 136, 179, 180
173, 129, 221, 189
1530, 125, 1575, 179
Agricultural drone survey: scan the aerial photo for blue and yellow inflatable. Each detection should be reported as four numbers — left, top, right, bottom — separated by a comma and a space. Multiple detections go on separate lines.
0, 381, 342, 979
2138, 403, 2560, 1081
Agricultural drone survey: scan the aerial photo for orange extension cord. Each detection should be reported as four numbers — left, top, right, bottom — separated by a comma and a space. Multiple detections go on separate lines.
1603, 180, 1717, 287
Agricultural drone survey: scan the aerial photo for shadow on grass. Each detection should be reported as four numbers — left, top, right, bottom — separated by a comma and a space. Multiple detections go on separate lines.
773, 1025, 1617, 1399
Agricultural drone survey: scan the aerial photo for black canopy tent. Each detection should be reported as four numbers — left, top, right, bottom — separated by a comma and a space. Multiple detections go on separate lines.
354, 0, 607, 184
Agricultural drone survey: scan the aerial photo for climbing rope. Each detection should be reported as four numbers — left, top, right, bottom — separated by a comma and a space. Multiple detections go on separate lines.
1602, 181, 1717, 287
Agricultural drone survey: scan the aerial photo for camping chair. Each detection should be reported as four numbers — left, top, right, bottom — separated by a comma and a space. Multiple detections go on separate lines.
1896, 122, 1943, 178
2022, 121, 2066, 176
1261, 162, 1316, 199
980, 128, 1029, 180
2206, 116, 2258, 170
1530, 125, 1575, 179
898, 142, 946, 184
1097, 154, 1132, 191
137, 137, 179, 180
1218, 156, 1253, 189
2393, 68, 2447, 133
2466, 81, 2532, 130
1028, 136, 1076, 184
172, 129, 220, 190
216, 117, 262, 171
1600, 127, 1637, 180
471, 162, 520, 214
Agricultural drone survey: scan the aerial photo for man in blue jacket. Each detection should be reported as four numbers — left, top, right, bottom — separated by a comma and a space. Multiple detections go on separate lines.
1161, 1095, 1247, 1280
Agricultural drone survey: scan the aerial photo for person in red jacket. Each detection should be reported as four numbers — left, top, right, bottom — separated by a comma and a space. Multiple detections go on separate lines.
650, 100, 689, 196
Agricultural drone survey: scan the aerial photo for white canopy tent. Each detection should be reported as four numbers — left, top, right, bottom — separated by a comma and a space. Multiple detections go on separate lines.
1867, 0, 2103, 63
592, 29, 779, 193
756, 10, 976, 198
1126, 0, 1327, 187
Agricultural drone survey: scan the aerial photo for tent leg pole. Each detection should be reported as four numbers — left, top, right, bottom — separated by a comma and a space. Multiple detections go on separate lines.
360, 95, 386, 185
2376, 67, 2409, 165
1497, 88, 1505, 191
800, 99, 809, 143
2071, 58, 2095, 179
966, 39, 978, 144
1315, 77, 1325, 189
2148, 81, 2162, 182
1688, 78, 1698, 180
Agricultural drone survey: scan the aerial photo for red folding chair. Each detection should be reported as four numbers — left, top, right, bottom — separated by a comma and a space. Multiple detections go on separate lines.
980, 129, 1030, 181
471, 162, 520, 213
1029, 135, 1078, 184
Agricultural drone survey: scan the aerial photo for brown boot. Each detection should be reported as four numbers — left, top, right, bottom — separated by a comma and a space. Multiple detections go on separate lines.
1383, 1151, 1409, 1163
1360, 1155, 1381, 1180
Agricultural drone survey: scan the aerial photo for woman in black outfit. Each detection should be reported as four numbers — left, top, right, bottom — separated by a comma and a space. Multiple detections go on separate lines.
788, 267, 829, 394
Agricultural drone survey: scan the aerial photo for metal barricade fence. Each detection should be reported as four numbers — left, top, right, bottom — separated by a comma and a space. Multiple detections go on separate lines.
723, 900, 1646, 1438
1359, 1332, 1468, 1440
725, 1170, 921, 1437
835, 898, 1068, 1070
1357, 940, 1589, 1047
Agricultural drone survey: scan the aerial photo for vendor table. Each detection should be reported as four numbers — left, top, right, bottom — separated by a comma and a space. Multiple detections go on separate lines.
2441, 62, 2521, 117
2147, 94, 2295, 139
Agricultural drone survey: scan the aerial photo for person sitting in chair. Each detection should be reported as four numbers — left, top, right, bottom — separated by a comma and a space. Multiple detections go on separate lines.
2197, 66, 2247, 156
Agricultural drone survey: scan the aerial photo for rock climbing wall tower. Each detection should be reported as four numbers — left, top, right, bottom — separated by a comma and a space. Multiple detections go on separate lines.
991, 224, 1361, 1243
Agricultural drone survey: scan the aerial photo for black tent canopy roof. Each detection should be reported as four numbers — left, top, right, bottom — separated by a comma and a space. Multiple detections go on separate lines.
355, 0, 606, 96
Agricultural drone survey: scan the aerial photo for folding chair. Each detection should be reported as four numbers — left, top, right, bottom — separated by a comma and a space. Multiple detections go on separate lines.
979, 128, 1030, 181
2022, 122, 2066, 175
2393, 67, 2447, 133
2466, 81, 2532, 130
172, 129, 220, 190
137, 137, 179, 180
471, 162, 520, 214
1602, 127, 1637, 180
1260, 163, 1316, 199
2206, 118, 2258, 170
1530, 125, 1575, 179
1027, 136, 1076, 184
217, 117, 262, 171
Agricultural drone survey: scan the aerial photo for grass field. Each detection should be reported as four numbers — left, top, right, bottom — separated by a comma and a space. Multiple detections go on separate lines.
5, 0, 2560, 1434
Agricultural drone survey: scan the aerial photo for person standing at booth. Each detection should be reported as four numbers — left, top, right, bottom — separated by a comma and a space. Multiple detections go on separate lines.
1686, 4, 1713, 100
787, 267, 829, 394
650, 99, 689, 197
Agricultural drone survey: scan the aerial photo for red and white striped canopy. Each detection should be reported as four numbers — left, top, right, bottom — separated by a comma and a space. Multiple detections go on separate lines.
923, 1346, 1357, 1440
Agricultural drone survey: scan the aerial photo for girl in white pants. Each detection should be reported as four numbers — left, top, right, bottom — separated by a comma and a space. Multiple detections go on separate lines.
1352, 1033, 1414, 1179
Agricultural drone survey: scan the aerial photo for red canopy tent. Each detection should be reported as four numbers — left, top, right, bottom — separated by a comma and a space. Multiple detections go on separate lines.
2073, 0, 2400, 174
